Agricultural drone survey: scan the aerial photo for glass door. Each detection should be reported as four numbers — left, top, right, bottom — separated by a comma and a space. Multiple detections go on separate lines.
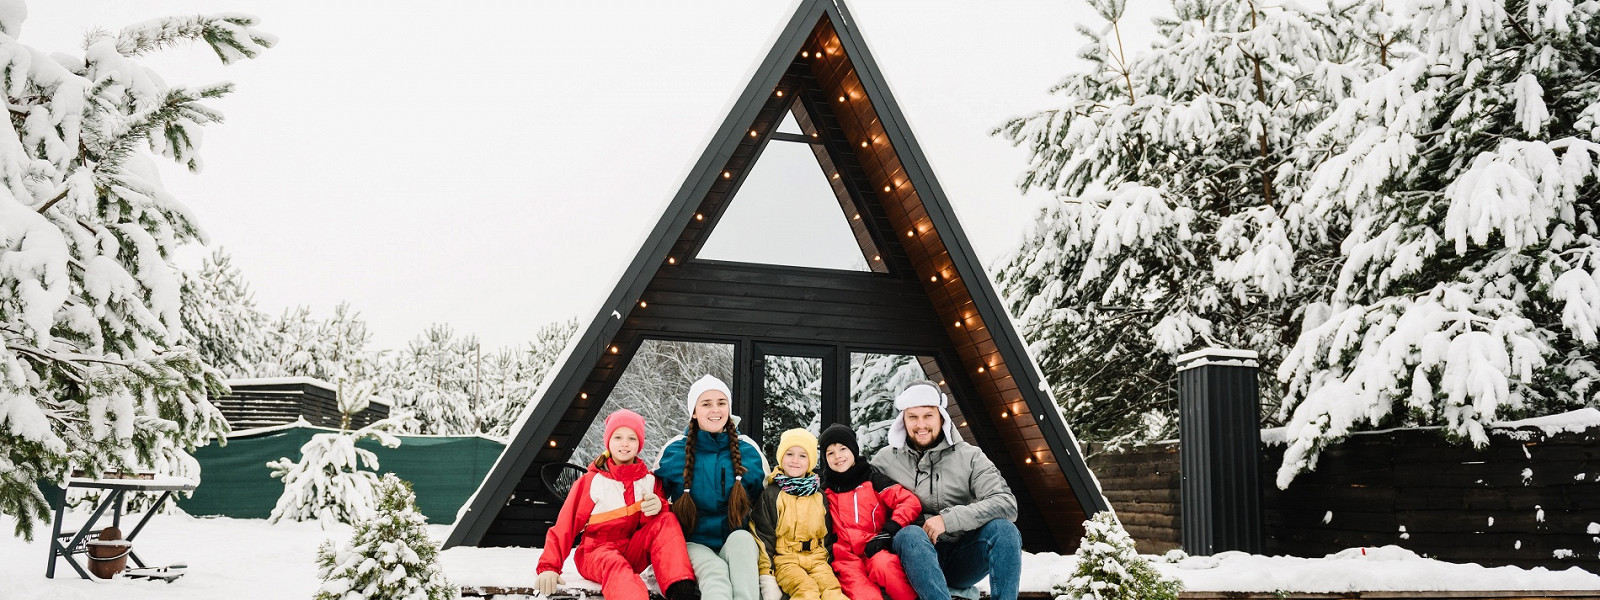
749, 343, 842, 457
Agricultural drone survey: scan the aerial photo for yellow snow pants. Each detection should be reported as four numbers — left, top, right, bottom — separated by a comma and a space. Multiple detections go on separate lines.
774, 548, 846, 600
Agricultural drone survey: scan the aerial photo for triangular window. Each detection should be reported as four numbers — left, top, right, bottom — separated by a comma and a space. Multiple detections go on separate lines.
776, 111, 804, 135
695, 135, 873, 272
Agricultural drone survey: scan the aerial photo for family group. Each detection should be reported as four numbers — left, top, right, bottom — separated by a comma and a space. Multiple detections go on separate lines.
534, 375, 1022, 600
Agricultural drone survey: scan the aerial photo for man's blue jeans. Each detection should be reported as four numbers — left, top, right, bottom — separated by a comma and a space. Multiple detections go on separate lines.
892, 519, 1021, 600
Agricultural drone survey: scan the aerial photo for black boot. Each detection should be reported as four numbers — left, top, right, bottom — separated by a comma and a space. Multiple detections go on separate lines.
665, 580, 701, 600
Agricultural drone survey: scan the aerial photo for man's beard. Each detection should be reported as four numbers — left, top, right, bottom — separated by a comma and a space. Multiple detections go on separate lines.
908, 430, 945, 452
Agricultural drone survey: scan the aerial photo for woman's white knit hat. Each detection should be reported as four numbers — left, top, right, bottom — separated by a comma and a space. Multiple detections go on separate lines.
685, 374, 733, 416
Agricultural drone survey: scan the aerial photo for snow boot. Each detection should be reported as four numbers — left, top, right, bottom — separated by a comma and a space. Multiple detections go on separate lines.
667, 579, 702, 600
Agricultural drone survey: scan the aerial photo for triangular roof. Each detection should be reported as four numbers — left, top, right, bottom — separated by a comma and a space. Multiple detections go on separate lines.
445, 0, 1108, 552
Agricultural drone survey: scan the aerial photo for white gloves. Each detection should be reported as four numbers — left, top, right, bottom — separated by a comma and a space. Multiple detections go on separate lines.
641, 493, 663, 517
536, 571, 565, 596
759, 574, 783, 600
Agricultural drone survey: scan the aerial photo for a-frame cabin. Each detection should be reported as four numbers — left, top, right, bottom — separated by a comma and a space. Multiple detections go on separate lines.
446, 0, 1109, 552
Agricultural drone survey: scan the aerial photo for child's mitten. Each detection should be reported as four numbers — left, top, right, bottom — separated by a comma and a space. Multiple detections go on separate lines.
864, 520, 901, 556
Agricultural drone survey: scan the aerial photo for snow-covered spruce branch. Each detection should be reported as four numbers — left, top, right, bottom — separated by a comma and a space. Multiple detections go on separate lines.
106, 14, 276, 63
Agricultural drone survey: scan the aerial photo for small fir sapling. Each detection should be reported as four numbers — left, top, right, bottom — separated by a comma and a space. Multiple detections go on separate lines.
266, 382, 405, 525
1055, 511, 1181, 600
313, 474, 456, 600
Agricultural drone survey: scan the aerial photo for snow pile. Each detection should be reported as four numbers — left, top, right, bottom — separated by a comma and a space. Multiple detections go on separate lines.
1493, 408, 1600, 437
1151, 546, 1600, 592
0, 512, 456, 600
5, 509, 1596, 600
436, 544, 1600, 594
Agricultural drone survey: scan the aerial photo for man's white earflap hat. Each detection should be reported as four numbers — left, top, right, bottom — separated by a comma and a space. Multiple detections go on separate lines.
685, 374, 733, 416
888, 380, 959, 449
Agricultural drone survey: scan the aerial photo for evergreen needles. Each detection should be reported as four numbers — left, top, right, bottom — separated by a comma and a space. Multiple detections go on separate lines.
1055, 512, 1181, 600
314, 474, 457, 600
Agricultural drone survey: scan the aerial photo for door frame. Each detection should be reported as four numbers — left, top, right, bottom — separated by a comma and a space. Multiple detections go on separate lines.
745, 342, 850, 448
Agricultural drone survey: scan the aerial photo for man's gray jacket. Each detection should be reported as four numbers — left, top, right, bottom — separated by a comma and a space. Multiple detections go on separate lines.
870, 435, 1016, 542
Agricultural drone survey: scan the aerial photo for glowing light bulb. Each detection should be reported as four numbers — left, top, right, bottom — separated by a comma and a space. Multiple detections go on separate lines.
667, 257, 677, 265
872, 255, 881, 261
548, 440, 557, 447
580, 392, 589, 400
776, 90, 785, 97
838, 95, 846, 102
639, 300, 648, 308
695, 213, 704, 221
722, 171, 732, 180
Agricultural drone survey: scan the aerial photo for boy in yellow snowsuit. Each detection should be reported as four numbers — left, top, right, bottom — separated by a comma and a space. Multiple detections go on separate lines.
749, 429, 846, 600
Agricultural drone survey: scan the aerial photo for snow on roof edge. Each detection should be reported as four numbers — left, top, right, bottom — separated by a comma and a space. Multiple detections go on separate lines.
226, 376, 336, 392
221, 418, 507, 442
223, 376, 393, 406
1258, 407, 1600, 446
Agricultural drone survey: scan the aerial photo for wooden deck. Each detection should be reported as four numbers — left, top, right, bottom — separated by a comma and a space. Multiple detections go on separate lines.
461, 588, 1600, 600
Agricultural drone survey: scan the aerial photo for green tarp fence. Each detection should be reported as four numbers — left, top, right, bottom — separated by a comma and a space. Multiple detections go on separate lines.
178, 423, 505, 524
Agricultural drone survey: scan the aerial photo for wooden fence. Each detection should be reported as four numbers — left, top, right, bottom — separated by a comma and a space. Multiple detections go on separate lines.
1086, 426, 1600, 571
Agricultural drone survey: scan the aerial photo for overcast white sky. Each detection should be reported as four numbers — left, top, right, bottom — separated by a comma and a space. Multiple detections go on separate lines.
23, 0, 1164, 351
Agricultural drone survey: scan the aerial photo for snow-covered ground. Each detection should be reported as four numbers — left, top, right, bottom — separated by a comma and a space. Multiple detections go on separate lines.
6, 512, 1597, 599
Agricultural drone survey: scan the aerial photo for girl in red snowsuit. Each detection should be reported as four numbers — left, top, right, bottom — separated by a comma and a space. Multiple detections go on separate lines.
817, 424, 919, 600
536, 410, 700, 600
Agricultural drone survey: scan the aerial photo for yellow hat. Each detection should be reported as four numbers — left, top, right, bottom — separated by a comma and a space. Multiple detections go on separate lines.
769, 428, 819, 481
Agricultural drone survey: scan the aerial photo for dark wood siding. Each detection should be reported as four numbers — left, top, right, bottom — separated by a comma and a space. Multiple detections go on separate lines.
1089, 428, 1600, 571
213, 381, 389, 431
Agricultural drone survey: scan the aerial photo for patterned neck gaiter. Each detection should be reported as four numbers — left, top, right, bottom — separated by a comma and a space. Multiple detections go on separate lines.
773, 472, 820, 497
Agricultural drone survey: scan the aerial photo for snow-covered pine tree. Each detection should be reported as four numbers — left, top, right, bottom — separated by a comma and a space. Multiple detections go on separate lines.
995, 0, 1390, 447
179, 248, 269, 377
1055, 511, 1180, 600
380, 324, 477, 435
314, 474, 456, 600
479, 319, 576, 437
576, 339, 733, 461
0, 3, 272, 539
850, 353, 926, 456
1275, 0, 1600, 486
761, 355, 823, 453
253, 302, 378, 384
266, 406, 402, 525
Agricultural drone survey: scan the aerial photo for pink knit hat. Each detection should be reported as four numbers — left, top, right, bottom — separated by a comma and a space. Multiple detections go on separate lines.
603, 409, 646, 453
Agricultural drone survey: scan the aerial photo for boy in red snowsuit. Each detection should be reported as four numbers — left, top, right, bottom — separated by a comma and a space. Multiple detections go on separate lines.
536, 410, 700, 600
817, 424, 919, 600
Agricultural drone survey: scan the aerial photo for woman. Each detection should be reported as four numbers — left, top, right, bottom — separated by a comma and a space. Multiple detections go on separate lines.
656, 375, 768, 600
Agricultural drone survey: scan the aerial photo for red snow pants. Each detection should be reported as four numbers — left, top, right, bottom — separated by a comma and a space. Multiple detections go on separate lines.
574, 509, 695, 600
832, 550, 915, 600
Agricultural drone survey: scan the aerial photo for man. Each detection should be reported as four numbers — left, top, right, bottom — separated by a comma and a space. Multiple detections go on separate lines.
870, 380, 1021, 600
